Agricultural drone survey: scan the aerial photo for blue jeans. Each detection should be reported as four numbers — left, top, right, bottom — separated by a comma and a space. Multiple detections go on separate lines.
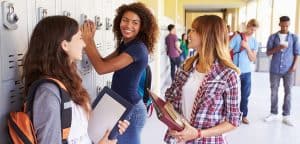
270, 73, 293, 116
117, 100, 147, 144
169, 57, 181, 80
240, 72, 251, 117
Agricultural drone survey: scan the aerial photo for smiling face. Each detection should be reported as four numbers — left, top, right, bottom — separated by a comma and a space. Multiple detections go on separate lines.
120, 11, 141, 43
61, 29, 86, 62
188, 28, 200, 50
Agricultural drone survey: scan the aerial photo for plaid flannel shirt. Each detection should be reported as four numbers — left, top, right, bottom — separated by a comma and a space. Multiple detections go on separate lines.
164, 61, 242, 144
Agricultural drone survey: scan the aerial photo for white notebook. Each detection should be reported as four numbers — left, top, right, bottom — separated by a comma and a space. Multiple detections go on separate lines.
88, 87, 132, 143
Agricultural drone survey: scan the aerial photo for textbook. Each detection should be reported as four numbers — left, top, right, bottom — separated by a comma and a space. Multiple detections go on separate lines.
88, 86, 133, 142
147, 89, 184, 131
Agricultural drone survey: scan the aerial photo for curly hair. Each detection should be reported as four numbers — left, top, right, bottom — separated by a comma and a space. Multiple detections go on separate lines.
22, 16, 90, 113
113, 2, 159, 54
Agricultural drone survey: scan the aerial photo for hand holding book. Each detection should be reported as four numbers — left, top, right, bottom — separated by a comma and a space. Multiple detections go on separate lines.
168, 119, 202, 142
147, 89, 184, 131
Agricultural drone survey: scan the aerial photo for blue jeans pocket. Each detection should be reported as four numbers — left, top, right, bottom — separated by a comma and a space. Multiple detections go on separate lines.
129, 101, 147, 128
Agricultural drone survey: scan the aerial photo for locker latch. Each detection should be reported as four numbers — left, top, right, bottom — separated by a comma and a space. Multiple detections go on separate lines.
105, 18, 112, 30
95, 16, 103, 30
80, 14, 88, 24
38, 7, 48, 21
1, 1, 18, 30
63, 11, 71, 17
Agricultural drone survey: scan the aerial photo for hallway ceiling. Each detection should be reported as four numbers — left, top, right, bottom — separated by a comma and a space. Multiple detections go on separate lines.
185, 4, 242, 11
183, 0, 250, 11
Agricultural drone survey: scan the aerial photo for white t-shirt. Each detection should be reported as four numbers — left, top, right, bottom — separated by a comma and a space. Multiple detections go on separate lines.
278, 33, 288, 52
68, 102, 92, 144
278, 33, 287, 42
279, 33, 288, 45
181, 69, 205, 121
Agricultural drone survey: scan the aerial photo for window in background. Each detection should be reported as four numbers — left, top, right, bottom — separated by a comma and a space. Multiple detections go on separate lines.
238, 6, 247, 31
227, 13, 232, 27
257, 0, 273, 47
272, 0, 297, 33
246, 1, 257, 20
246, 1, 258, 38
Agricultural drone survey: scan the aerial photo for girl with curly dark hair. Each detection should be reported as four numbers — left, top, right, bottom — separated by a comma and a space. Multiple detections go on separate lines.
81, 2, 159, 144
23, 15, 128, 144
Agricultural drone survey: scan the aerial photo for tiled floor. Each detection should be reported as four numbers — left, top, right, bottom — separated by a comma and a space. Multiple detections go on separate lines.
141, 72, 300, 144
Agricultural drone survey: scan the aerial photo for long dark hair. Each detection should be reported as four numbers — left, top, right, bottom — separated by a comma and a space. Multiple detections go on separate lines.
113, 2, 159, 54
22, 16, 90, 112
181, 33, 188, 44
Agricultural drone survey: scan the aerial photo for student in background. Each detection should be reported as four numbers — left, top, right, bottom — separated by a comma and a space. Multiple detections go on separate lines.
22, 16, 129, 144
81, 2, 159, 144
264, 16, 300, 126
180, 33, 189, 62
229, 19, 259, 124
166, 24, 182, 80
164, 15, 241, 144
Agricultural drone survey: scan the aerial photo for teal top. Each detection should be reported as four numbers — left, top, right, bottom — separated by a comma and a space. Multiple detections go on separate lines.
180, 40, 189, 57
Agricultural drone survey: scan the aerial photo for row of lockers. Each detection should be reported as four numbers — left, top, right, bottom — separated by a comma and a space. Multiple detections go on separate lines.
0, 0, 135, 142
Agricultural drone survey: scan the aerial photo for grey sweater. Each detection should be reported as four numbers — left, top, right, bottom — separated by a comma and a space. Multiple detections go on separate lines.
33, 83, 63, 144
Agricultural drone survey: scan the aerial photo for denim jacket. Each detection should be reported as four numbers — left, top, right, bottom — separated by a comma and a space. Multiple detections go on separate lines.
267, 32, 300, 74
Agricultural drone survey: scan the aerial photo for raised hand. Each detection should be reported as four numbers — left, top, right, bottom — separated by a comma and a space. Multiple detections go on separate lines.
81, 20, 96, 43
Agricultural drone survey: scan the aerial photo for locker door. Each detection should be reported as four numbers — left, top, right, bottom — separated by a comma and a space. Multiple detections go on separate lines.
93, 0, 106, 100
0, 0, 29, 142
75, 0, 96, 98
103, 0, 116, 86
60, 0, 76, 18
34, 0, 58, 24
1, 0, 29, 81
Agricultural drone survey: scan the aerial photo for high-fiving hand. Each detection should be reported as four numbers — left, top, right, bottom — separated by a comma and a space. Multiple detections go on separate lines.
81, 20, 96, 44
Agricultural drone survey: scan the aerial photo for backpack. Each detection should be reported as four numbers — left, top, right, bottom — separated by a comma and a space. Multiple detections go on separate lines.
229, 31, 246, 61
7, 78, 72, 144
138, 65, 154, 116
143, 65, 153, 110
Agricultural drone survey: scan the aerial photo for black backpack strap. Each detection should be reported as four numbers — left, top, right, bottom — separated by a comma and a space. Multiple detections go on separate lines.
60, 89, 71, 144
25, 78, 72, 143
143, 65, 152, 102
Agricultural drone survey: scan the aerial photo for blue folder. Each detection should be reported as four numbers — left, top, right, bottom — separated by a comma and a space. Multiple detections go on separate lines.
89, 86, 133, 141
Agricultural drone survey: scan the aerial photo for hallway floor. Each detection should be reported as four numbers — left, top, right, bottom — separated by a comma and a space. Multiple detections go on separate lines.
142, 72, 300, 144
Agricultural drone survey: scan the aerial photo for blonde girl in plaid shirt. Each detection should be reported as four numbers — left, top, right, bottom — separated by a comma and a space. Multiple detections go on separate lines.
164, 15, 242, 144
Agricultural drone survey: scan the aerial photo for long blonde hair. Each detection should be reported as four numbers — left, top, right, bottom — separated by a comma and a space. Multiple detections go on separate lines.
183, 15, 240, 74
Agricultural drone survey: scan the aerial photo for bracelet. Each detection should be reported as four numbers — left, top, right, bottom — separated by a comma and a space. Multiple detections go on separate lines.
197, 129, 202, 138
